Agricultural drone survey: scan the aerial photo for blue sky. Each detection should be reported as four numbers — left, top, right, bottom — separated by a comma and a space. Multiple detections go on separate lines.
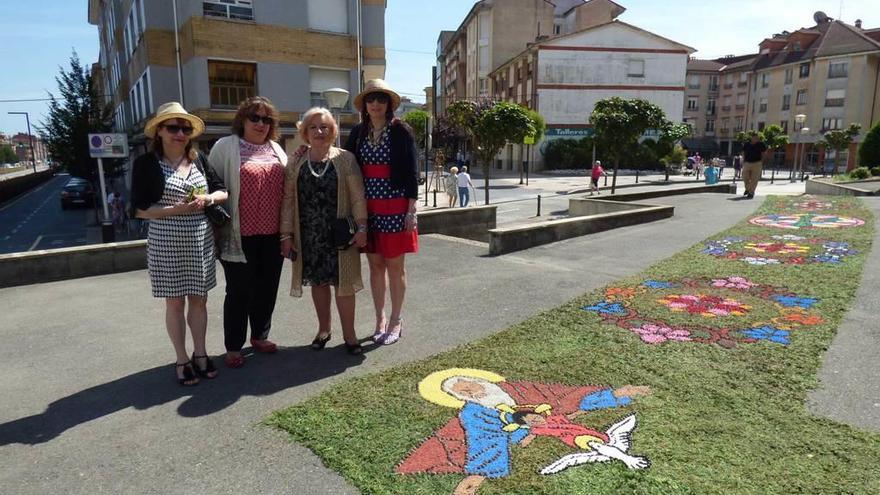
1, 0, 877, 136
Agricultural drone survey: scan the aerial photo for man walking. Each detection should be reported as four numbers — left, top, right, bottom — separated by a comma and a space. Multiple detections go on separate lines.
458, 165, 474, 207
741, 133, 767, 199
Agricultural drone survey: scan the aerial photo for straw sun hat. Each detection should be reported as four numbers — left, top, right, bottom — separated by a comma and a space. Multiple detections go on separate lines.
144, 102, 206, 139
353, 79, 401, 112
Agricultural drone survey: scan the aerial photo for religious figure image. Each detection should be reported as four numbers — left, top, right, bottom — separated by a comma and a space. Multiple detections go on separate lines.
396, 368, 652, 495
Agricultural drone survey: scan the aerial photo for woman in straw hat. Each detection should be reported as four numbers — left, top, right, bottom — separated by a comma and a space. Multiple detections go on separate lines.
208, 96, 288, 369
280, 107, 368, 355
343, 79, 418, 346
131, 102, 228, 386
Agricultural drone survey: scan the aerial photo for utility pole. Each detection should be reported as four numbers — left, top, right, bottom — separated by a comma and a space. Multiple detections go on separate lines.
8, 112, 36, 173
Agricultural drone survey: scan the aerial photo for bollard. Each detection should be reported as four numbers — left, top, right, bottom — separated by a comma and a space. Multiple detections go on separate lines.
537, 194, 541, 216
770, 168, 775, 184
433, 190, 437, 207
635, 169, 639, 184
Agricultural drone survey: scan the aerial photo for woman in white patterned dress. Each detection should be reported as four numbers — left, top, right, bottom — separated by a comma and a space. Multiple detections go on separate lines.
132, 102, 228, 386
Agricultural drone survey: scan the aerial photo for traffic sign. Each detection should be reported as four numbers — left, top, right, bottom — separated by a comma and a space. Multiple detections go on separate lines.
523, 135, 536, 145
88, 133, 129, 158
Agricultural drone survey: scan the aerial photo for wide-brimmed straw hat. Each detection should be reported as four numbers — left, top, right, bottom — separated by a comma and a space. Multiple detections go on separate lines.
144, 102, 205, 139
353, 79, 401, 112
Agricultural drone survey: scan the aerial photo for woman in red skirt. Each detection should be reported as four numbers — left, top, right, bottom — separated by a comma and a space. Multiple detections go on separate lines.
344, 79, 418, 345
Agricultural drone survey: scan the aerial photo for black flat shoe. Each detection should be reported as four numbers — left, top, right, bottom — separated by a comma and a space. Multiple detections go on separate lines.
311, 333, 331, 350
344, 342, 363, 356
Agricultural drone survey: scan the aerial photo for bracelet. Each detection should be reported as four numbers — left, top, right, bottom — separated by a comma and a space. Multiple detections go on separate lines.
279, 234, 292, 241
356, 224, 367, 233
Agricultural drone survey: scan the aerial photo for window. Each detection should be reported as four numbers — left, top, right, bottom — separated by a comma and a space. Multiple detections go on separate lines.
736, 93, 746, 107
759, 97, 768, 113
204, 0, 254, 21
708, 76, 719, 91
796, 89, 807, 105
799, 63, 810, 78
209, 61, 256, 108
757, 121, 766, 131
734, 116, 744, 132
825, 89, 846, 107
784, 68, 793, 84
828, 61, 848, 79
739, 72, 748, 85
722, 96, 731, 110
687, 97, 698, 111
309, 0, 349, 33
721, 118, 730, 132
761, 73, 770, 88
627, 59, 644, 77
822, 118, 843, 130
309, 68, 350, 108
706, 98, 716, 115
688, 75, 700, 89
782, 94, 791, 111
479, 77, 489, 95
705, 120, 715, 132
780, 120, 788, 133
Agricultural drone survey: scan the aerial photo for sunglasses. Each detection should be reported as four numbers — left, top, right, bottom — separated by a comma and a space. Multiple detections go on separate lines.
161, 124, 194, 136
247, 113, 273, 125
365, 93, 390, 104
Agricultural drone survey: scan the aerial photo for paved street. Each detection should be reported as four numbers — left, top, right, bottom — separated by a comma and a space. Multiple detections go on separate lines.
0, 173, 100, 254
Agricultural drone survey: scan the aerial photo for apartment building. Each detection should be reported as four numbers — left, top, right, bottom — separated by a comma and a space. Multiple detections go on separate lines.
87, 0, 386, 153
437, 0, 625, 111
685, 13, 880, 170
490, 20, 693, 171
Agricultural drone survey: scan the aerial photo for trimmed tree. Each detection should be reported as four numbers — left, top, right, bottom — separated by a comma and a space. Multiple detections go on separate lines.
589, 97, 672, 194
858, 121, 880, 168
403, 109, 428, 149
522, 108, 546, 183
39, 51, 120, 181
760, 124, 789, 168
472, 101, 535, 204
818, 123, 862, 175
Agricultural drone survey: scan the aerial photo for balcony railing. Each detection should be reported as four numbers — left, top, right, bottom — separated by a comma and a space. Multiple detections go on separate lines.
687, 84, 701, 89
708, 85, 720, 92
735, 104, 746, 110
721, 105, 732, 111
719, 128, 730, 135
706, 108, 716, 116
723, 83, 734, 89
825, 98, 845, 107
737, 81, 748, 87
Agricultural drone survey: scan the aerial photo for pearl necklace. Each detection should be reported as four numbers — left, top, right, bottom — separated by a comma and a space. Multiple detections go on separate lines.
307, 150, 331, 178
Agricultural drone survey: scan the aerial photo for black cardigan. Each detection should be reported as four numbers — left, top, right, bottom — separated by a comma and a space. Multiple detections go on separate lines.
130, 151, 226, 215
343, 122, 419, 200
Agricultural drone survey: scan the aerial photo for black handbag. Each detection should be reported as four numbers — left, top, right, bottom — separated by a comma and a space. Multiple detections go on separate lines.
205, 203, 231, 227
331, 216, 356, 250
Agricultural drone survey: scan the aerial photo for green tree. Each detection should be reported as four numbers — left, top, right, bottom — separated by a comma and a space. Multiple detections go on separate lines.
403, 109, 428, 149
760, 124, 789, 167
858, 121, 880, 168
589, 97, 671, 193
818, 123, 862, 175
38, 51, 121, 181
0, 145, 19, 164
473, 101, 535, 204
521, 108, 546, 182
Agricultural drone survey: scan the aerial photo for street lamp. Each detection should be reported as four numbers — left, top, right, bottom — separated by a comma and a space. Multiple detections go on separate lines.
8, 111, 36, 173
799, 127, 810, 181
791, 114, 806, 182
322, 87, 350, 147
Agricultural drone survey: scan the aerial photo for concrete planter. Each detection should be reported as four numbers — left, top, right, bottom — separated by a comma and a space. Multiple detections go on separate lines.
805, 178, 880, 196
0, 240, 147, 288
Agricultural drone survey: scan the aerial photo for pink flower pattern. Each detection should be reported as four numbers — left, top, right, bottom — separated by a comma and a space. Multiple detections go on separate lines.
711, 276, 756, 290
630, 324, 692, 344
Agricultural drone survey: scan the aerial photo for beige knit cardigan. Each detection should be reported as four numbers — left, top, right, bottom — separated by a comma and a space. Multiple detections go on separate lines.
279, 146, 367, 297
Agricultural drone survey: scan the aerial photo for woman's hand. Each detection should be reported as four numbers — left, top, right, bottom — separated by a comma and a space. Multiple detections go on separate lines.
280, 238, 296, 260
173, 199, 204, 215
352, 231, 367, 248
404, 212, 417, 232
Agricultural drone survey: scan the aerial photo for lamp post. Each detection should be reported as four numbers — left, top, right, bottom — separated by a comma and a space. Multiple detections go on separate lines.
8, 111, 36, 173
799, 127, 809, 181
322, 88, 350, 147
791, 114, 806, 182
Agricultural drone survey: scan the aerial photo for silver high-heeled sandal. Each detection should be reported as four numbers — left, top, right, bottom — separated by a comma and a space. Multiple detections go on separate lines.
383, 317, 403, 345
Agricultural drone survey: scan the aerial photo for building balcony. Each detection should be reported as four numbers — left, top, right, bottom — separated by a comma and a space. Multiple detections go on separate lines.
737, 81, 748, 87
708, 85, 720, 93
687, 84, 701, 90
704, 131, 715, 136
721, 105, 731, 111
735, 104, 746, 110
723, 83, 734, 90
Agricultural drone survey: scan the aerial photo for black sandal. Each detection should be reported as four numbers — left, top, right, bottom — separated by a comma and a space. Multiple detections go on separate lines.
191, 353, 218, 379
175, 361, 199, 386
311, 333, 331, 350
344, 342, 363, 356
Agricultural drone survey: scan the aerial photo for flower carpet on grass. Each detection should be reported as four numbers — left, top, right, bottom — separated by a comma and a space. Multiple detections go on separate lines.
268, 196, 878, 495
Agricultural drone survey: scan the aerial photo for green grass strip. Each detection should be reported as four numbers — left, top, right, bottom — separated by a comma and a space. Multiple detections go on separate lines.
268, 195, 879, 495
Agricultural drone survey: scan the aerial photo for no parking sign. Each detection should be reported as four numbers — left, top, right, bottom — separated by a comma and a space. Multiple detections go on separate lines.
88, 133, 128, 158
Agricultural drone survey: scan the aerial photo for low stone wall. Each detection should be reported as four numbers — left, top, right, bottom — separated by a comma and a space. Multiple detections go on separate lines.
488, 202, 673, 256
569, 198, 650, 217
0, 169, 55, 204
601, 182, 736, 203
417, 205, 496, 242
0, 240, 147, 288
805, 178, 879, 196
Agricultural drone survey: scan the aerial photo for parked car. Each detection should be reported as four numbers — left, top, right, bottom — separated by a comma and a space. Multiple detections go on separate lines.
60, 177, 95, 209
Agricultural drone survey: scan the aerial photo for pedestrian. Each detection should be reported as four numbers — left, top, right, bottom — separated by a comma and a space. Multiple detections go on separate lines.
445, 166, 459, 208
281, 107, 368, 355
131, 102, 228, 386
457, 165, 474, 207
208, 96, 288, 369
343, 79, 419, 345
589, 160, 607, 195
733, 154, 742, 179
694, 152, 703, 179
741, 133, 768, 199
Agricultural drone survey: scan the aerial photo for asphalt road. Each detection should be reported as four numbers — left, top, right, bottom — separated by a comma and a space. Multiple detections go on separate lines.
0, 173, 97, 254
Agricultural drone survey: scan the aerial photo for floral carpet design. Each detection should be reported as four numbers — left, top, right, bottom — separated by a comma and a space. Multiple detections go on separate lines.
583, 277, 822, 348
703, 235, 858, 265
749, 213, 865, 230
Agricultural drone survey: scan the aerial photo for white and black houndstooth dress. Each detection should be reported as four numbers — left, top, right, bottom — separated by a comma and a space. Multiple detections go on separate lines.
147, 159, 216, 298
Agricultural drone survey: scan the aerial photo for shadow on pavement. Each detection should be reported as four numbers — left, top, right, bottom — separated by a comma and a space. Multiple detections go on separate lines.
0, 342, 375, 446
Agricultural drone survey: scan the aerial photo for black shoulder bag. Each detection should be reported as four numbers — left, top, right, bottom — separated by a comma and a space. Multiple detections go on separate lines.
194, 152, 231, 228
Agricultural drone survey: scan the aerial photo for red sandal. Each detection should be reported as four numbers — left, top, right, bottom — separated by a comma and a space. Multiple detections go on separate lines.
224, 353, 245, 369
250, 338, 278, 353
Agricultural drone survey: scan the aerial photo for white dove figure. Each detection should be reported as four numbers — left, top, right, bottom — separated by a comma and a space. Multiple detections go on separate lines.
538, 414, 650, 475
